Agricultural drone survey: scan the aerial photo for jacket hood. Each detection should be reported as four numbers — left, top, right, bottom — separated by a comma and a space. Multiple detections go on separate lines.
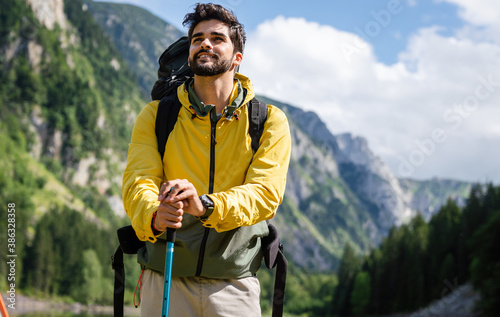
177, 73, 256, 121
235, 72, 255, 102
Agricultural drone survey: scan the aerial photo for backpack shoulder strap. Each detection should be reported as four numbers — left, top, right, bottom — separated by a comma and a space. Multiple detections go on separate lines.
248, 101, 285, 316
112, 226, 145, 317
155, 92, 182, 160
262, 223, 288, 317
248, 98, 268, 153
111, 246, 124, 317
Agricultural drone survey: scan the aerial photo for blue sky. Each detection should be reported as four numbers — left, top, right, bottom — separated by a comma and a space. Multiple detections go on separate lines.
97, 0, 500, 184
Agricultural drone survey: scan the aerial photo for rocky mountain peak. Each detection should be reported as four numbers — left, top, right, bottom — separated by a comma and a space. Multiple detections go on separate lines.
335, 133, 373, 166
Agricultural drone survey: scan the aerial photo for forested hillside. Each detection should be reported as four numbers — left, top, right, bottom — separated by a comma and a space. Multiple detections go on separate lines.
328, 184, 500, 317
267, 184, 499, 316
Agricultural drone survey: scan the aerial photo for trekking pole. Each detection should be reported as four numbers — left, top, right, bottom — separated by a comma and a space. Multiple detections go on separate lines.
0, 294, 9, 317
161, 186, 179, 317
161, 227, 176, 317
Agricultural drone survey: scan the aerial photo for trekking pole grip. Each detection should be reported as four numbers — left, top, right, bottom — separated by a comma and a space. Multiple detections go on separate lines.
166, 228, 176, 243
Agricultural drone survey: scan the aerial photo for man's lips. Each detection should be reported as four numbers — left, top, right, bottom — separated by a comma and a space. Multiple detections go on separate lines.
198, 54, 213, 59
195, 50, 217, 61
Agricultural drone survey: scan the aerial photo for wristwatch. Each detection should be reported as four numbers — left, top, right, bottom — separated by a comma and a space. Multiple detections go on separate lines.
198, 194, 214, 221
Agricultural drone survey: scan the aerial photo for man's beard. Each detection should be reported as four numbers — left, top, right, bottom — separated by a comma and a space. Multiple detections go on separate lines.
189, 50, 233, 76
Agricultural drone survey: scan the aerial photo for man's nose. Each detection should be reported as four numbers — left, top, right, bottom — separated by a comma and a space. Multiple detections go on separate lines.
200, 38, 212, 49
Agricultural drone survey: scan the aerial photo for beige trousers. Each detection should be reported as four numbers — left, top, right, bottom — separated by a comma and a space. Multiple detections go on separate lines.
139, 270, 262, 317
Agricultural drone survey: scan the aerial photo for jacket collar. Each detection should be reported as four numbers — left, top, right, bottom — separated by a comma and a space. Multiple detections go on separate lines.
178, 73, 256, 122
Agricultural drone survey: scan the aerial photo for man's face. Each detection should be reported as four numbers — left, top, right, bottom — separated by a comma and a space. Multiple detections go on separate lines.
188, 19, 242, 77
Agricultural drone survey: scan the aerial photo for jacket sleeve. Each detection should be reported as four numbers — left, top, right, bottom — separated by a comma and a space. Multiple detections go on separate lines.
122, 101, 163, 243
203, 105, 292, 232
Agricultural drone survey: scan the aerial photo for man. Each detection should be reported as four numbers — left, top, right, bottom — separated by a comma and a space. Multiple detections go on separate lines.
122, 3, 291, 316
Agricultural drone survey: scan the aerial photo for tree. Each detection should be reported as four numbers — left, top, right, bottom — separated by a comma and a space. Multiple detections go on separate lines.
469, 209, 500, 316
34, 226, 58, 293
350, 271, 371, 315
458, 184, 483, 282
426, 199, 461, 299
331, 243, 361, 316
73, 249, 103, 304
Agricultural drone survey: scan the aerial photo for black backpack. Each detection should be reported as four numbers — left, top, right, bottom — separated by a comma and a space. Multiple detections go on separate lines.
112, 36, 287, 317
151, 36, 192, 101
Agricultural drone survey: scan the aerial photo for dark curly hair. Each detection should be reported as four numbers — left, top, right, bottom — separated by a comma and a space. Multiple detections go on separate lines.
183, 3, 246, 54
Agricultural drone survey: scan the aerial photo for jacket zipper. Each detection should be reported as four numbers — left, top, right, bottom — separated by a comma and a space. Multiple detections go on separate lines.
195, 117, 217, 276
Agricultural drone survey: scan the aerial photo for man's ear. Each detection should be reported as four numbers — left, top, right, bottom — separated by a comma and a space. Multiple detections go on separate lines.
233, 52, 243, 67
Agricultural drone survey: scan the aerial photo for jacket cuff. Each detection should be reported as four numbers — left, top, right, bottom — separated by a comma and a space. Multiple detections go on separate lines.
151, 211, 165, 236
143, 203, 161, 243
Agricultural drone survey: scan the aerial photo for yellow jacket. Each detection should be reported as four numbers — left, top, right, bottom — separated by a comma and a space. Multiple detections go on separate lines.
122, 73, 291, 278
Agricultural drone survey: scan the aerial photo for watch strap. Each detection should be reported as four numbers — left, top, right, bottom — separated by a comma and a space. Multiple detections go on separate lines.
198, 194, 214, 221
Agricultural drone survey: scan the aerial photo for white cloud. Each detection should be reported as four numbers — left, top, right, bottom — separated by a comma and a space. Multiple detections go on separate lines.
441, 0, 500, 41
241, 15, 500, 183
440, 0, 500, 27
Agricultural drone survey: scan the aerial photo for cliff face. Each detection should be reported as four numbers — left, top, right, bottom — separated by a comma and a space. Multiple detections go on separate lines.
275, 102, 414, 233
270, 98, 470, 253
26, 0, 68, 30
335, 133, 414, 229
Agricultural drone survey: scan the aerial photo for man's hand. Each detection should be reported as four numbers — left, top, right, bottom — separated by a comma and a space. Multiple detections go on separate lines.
155, 196, 184, 231
158, 179, 206, 218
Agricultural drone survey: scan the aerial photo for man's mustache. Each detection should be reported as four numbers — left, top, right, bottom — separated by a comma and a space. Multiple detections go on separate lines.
194, 49, 219, 60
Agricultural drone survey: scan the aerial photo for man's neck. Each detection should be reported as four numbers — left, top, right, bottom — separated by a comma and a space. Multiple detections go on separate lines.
193, 72, 235, 115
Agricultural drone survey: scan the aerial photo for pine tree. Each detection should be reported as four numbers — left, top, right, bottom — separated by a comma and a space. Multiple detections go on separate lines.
331, 243, 361, 316
72, 249, 103, 304
350, 271, 371, 315
468, 187, 500, 316
426, 199, 461, 300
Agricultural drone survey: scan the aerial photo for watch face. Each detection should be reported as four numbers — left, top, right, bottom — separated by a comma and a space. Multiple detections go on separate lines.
201, 195, 214, 208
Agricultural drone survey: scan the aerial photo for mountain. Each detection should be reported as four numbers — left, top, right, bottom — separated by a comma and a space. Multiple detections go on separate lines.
81, 0, 184, 96
0, 0, 472, 282
0, 0, 152, 302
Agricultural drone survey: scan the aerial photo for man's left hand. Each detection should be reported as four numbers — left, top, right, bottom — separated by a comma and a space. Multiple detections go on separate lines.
158, 179, 206, 217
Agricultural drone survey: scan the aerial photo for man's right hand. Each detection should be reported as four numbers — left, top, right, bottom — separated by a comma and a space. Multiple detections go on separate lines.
155, 190, 184, 231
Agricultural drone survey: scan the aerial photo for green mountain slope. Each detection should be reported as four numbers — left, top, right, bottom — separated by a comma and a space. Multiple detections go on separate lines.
83, 0, 184, 96
0, 0, 144, 301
